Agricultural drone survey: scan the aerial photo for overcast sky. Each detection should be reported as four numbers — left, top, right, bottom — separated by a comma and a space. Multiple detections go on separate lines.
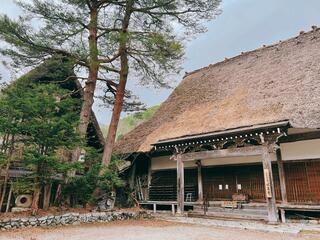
1, 0, 320, 124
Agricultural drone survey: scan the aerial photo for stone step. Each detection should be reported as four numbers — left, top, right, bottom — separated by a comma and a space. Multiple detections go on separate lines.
241, 204, 268, 210
189, 211, 268, 221
194, 203, 268, 211
193, 207, 268, 216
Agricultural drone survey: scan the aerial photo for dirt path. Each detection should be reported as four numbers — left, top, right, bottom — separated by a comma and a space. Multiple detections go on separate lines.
0, 219, 319, 240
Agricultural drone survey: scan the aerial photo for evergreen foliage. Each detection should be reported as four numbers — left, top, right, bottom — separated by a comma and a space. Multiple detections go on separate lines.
0, 79, 81, 202
0, 59, 124, 211
64, 157, 124, 206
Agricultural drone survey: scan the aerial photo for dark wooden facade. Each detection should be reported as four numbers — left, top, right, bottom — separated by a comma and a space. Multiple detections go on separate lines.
285, 160, 320, 203
148, 160, 320, 204
202, 164, 281, 202
142, 124, 320, 222
149, 169, 198, 202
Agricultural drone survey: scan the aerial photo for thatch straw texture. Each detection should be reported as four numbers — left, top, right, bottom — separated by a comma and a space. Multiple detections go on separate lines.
115, 28, 320, 154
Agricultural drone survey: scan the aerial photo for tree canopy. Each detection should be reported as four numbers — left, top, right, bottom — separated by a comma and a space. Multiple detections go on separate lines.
0, 74, 82, 213
0, 0, 222, 192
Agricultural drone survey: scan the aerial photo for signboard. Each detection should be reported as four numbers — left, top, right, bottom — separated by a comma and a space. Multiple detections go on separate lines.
263, 169, 272, 198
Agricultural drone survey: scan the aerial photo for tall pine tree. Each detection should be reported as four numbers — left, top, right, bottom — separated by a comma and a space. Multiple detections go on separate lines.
0, 0, 222, 170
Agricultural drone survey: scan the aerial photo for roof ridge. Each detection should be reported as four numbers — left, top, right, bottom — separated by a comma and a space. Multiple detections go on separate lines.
184, 26, 320, 78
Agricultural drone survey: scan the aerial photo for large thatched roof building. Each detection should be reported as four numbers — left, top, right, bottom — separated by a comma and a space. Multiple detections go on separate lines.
116, 28, 320, 154
119, 28, 320, 223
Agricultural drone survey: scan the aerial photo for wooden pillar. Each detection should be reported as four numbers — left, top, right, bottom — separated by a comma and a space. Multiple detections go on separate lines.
153, 203, 156, 214
128, 161, 137, 189
280, 209, 286, 223
276, 149, 288, 203
176, 153, 184, 215
196, 160, 203, 202
146, 158, 152, 201
262, 145, 279, 223
171, 204, 175, 215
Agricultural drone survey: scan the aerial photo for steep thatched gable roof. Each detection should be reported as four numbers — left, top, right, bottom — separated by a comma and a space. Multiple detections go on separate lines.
115, 28, 320, 154
6, 56, 105, 148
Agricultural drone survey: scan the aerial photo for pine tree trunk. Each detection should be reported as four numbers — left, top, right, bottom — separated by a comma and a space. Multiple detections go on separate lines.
101, 61, 128, 167
31, 183, 41, 215
54, 183, 62, 205
78, 63, 99, 138
43, 183, 52, 211
101, 0, 133, 168
0, 135, 13, 212
0, 162, 10, 212
5, 184, 13, 213
72, 6, 99, 164
1, 133, 9, 152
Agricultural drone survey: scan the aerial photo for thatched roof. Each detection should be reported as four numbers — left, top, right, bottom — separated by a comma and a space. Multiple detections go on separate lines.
115, 28, 320, 154
8, 56, 105, 148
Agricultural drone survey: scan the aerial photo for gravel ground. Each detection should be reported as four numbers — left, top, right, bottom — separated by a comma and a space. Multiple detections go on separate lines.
1, 219, 319, 240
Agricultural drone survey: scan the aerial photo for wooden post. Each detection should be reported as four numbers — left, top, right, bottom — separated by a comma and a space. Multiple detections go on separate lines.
280, 209, 286, 223
276, 149, 288, 203
176, 153, 184, 215
261, 145, 279, 223
153, 203, 156, 214
171, 204, 175, 215
128, 161, 137, 189
196, 160, 203, 202
147, 158, 152, 201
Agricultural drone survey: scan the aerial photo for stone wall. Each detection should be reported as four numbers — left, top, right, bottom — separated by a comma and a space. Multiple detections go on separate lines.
0, 211, 149, 230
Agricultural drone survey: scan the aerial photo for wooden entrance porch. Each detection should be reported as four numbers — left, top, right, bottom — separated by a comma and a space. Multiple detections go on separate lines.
173, 144, 281, 223
138, 122, 320, 223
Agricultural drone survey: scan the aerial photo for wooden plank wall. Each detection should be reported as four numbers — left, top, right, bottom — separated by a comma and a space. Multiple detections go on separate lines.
285, 160, 320, 203
149, 169, 198, 201
202, 165, 281, 201
148, 160, 320, 204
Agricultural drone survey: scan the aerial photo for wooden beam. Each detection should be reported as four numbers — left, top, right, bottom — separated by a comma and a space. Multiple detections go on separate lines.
155, 120, 289, 146
196, 161, 203, 202
278, 131, 320, 144
261, 145, 279, 223
276, 149, 288, 203
181, 146, 264, 162
176, 154, 184, 215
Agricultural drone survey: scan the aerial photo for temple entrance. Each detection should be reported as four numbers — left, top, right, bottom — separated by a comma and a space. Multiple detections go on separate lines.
202, 164, 281, 202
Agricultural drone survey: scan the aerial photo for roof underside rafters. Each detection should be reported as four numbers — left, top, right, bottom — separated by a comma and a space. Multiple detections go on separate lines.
152, 120, 289, 154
